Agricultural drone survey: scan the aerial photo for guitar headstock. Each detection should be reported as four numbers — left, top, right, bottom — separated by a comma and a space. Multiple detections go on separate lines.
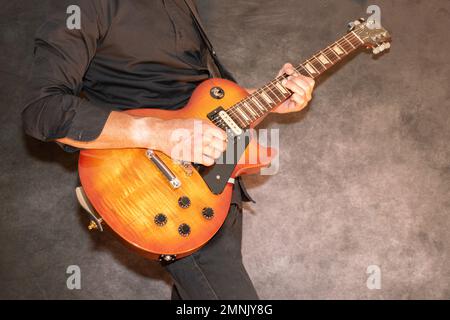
348, 18, 391, 55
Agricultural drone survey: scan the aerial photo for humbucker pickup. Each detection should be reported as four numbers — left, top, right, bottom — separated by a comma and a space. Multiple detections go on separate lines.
207, 107, 243, 136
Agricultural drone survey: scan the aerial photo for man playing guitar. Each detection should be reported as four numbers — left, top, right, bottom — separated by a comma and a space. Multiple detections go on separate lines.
22, 0, 314, 299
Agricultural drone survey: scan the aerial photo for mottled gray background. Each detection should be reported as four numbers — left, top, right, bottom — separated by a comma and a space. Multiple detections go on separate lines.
1, 0, 449, 299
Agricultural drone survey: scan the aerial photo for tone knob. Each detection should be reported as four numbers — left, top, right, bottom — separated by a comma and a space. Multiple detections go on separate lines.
202, 207, 214, 220
154, 213, 167, 226
178, 223, 191, 237
178, 196, 191, 209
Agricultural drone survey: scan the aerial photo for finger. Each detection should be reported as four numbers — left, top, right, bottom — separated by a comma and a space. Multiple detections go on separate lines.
204, 125, 227, 141
285, 77, 312, 101
305, 77, 315, 89
278, 63, 294, 77
288, 101, 298, 112
201, 154, 215, 166
206, 137, 227, 153
191, 145, 214, 166
272, 103, 289, 114
294, 76, 315, 100
282, 77, 306, 99
202, 145, 222, 159
290, 93, 306, 109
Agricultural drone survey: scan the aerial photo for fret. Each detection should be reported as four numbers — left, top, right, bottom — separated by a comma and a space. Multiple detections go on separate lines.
236, 106, 250, 122
324, 45, 341, 62
265, 83, 283, 102
348, 33, 361, 46
274, 81, 289, 95
335, 42, 347, 54
297, 64, 313, 77
312, 55, 327, 71
252, 96, 266, 112
342, 36, 354, 49
243, 101, 258, 118
240, 103, 255, 121
310, 58, 325, 72
260, 90, 274, 105
247, 99, 262, 116
351, 31, 364, 44
317, 52, 331, 65
230, 110, 246, 128
304, 61, 319, 75
322, 49, 337, 65
254, 94, 269, 111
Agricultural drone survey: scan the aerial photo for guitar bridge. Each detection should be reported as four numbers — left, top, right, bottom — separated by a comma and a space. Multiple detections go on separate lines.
146, 150, 181, 189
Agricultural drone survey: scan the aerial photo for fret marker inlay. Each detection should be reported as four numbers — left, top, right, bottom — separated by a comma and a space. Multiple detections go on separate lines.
305, 63, 317, 74
333, 45, 344, 55
252, 97, 265, 111
260, 92, 273, 104
318, 54, 330, 65
275, 82, 289, 94
237, 108, 249, 122
244, 102, 257, 117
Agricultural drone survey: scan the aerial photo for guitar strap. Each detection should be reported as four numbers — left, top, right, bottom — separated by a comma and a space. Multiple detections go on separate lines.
183, 0, 233, 80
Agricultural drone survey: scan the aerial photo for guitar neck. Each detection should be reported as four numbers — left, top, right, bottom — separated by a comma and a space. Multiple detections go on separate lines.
228, 31, 364, 128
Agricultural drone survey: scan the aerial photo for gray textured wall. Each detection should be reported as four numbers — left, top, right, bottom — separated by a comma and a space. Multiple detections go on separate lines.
1, 0, 449, 299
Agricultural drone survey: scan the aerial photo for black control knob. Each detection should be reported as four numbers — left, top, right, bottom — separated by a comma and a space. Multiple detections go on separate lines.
154, 213, 167, 226
202, 207, 214, 220
178, 196, 191, 209
178, 223, 191, 237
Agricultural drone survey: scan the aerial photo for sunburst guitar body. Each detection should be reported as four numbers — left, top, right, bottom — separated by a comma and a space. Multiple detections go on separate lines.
79, 79, 274, 260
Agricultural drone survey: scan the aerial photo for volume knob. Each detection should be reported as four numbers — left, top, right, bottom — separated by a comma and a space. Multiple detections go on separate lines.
154, 213, 167, 226
178, 196, 191, 209
202, 207, 215, 220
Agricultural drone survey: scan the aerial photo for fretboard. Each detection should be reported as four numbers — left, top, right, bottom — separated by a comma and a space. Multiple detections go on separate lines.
222, 31, 364, 129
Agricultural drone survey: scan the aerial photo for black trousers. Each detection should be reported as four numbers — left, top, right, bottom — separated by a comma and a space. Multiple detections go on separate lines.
163, 180, 259, 300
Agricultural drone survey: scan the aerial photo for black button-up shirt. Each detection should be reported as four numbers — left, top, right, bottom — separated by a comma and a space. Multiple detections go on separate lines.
21, 0, 253, 203
22, 0, 215, 143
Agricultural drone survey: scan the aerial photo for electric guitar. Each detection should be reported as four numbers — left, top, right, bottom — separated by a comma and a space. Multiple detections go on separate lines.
78, 18, 391, 261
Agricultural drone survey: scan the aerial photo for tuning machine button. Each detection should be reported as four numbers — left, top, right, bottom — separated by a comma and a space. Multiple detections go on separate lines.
373, 45, 383, 54
202, 207, 215, 220
178, 196, 191, 209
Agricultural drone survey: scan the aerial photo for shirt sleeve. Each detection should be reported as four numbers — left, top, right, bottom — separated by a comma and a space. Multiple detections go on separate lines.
21, 0, 112, 143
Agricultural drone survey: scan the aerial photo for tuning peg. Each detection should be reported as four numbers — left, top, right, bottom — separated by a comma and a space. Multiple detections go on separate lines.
372, 42, 391, 55
358, 18, 366, 23
372, 46, 382, 55
347, 21, 355, 31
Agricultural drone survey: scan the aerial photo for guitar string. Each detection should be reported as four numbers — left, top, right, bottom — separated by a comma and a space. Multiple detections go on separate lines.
210, 32, 362, 128
211, 31, 364, 128
210, 29, 365, 129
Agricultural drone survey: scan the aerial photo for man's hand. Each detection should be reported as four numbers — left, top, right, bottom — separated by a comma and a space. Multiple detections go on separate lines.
272, 63, 315, 114
156, 118, 227, 166
57, 112, 227, 167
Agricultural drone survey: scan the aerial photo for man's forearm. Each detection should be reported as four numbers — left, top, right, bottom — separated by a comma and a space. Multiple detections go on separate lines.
56, 111, 162, 150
